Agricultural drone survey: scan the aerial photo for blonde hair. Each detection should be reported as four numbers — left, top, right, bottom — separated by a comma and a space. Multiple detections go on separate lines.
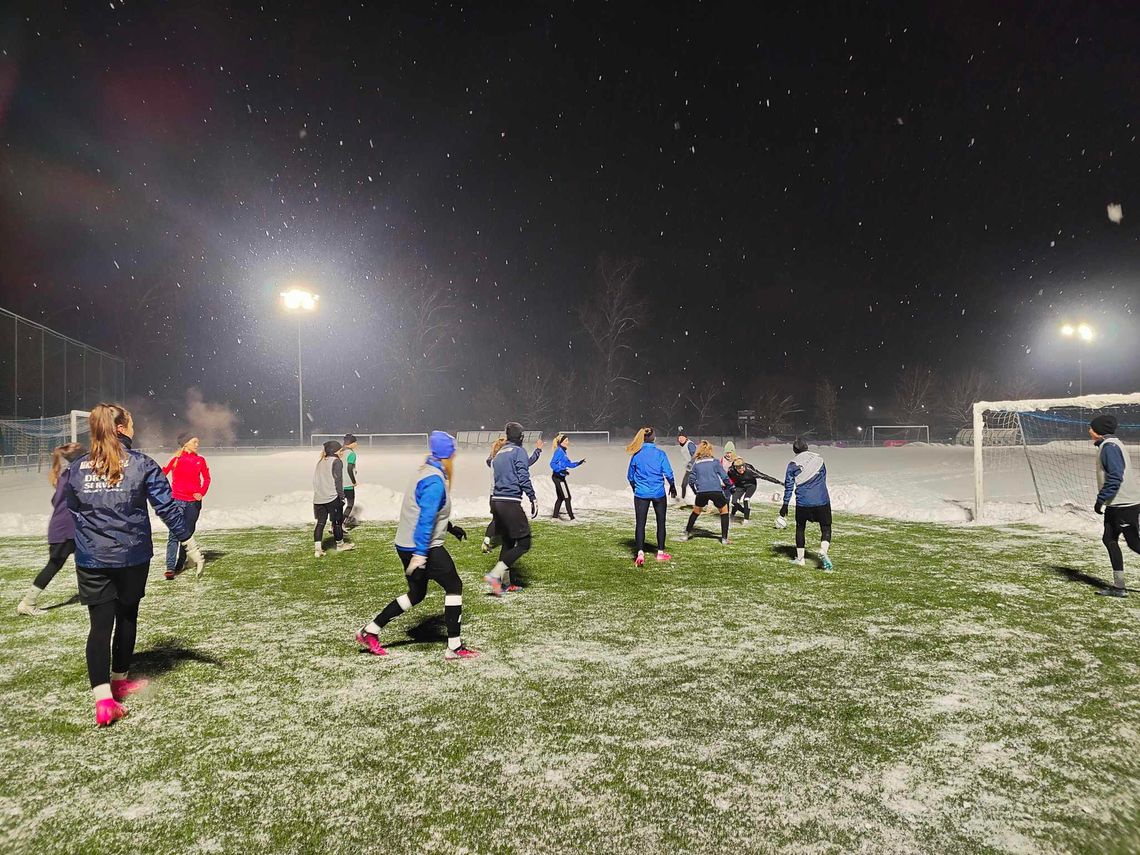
490, 435, 507, 456
49, 442, 86, 487
88, 403, 131, 486
440, 455, 454, 485
694, 440, 715, 461
554, 433, 569, 447
625, 427, 654, 454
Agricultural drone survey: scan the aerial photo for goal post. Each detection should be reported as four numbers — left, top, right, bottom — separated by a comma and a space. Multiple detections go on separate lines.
869, 425, 929, 446
310, 432, 429, 448
70, 410, 90, 444
972, 393, 1140, 520
553, 430, 610, 445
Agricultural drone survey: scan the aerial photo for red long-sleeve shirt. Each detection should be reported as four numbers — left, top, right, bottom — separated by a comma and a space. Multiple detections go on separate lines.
162, 452, 212, 501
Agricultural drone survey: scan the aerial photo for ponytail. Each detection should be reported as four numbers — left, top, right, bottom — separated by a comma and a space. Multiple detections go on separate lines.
694, 440, 715, 461
490, 435, 507, 457
626, 427, 652, 454
49, 442, 86, 487
88, 403, 131, 486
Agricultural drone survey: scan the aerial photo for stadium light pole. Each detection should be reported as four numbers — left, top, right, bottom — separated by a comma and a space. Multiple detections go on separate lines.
1060, 323, 1095, 396
281, 288, 319, 446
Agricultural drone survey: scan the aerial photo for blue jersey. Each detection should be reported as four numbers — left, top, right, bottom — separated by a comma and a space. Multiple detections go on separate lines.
782, 452, 830, 507
491, 443, 537, 501
550, 446, 582, 478
627, 442, 675, 499
689, 457, 732, 493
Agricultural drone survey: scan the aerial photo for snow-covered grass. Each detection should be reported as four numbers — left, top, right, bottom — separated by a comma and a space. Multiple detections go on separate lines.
2, 509, 1139, 854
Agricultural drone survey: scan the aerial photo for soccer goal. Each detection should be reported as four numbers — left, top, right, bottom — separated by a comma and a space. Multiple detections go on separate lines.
554, 430, 610, 445
310, 432, 429, 448
0, 411, 90, 472
971, 393, 1140, 519
870, 425, 930, 446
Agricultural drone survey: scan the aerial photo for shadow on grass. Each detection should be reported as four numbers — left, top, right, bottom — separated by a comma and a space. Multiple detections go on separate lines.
43, 593, 82, 611
203, 549, 227, 560
1049, 565, 1131, 592
770, 544, 798, 560
132, 638, 224, 677
382, 614, 449, 649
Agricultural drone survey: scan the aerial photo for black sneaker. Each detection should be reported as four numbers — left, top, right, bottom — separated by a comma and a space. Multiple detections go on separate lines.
1095, 587, 1127, 598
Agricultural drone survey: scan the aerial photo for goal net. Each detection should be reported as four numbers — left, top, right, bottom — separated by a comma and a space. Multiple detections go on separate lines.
554, 430, 610, 445
0, 410, 90, 470
310, 432, 428, 449
870, 425, 930, 446
972, 394, 1140, 519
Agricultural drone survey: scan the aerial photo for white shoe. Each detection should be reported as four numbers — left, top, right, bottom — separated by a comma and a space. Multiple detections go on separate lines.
791, 557, 806, 566
17, 600, 45, 616
677, 531, 690, 542
740, 519, 750, 527
315, 545, 325, 558
335, 541, 356, 552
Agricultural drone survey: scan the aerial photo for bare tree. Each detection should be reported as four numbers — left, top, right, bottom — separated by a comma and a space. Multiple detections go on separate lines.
578, 257, 645, 427
815, 379, 839, 440
1002, 373, 1041, 401
753, 389, 800, 437
656, 376, 694, 433
894, 364, 935, 423
943, 367, 989, 428
469, 383, 511, 428
387, 276, 459, 428
687, 384, 722, 433
514, 358, 556, 428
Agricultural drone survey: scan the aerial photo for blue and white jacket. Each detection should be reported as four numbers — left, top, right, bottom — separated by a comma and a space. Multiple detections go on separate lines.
550, 446, 582, 478
1096, 437, 1140, 507
394, 457, 450, 556
681, 439, 697, 468
689, 457, 732, 493
627, 441, 676, 500
782, 451, 830, 508
64, 436, 190, 568
491, 442, 537, 502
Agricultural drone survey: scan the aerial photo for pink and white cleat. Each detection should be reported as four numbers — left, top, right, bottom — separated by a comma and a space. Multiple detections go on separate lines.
110, 677, 149, 702
505, 584, 523, 593
444, 645, 479, 661
484, 573, 504, 597
95, 698, 128, 728
634, 550, 645, 567
656, 550, 672, 562
355, 629, 389, 656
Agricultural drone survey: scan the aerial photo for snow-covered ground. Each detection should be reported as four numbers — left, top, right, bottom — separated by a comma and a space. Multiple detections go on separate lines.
0, 443, 1102, 538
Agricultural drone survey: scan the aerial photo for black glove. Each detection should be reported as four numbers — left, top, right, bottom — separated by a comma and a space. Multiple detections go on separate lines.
780, 504, 789, 517
448, 523, 467, 541
530, 498, 538, 519
668, 480, 677, 499
629, 480, 637, 492
1094, 500, 1104, 515
576, 459, 586, 465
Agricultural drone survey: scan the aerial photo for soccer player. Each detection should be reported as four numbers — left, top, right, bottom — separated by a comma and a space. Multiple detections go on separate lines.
484, 421, 538, 596
313, 440, 355, 556
775, 438, 833, 570
17, 443, 86, 616
356, 431, 477, 659
481, 433, 542, 553
342, 433, 359, 526
63, 403, 197, 727
1090, 414, 1140, 598
161, 431, 210, 579
677, 433, 697, 501
627, 427, 677, 566
679, 441, 733, 544
550, 433, 585, 520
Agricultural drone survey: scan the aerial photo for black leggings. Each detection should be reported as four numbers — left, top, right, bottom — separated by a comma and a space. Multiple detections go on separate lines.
1103, 505, 1140, 574
731, 485, 756, 519
314, 499, 345, 543
373, 547, 464, 644
34, 540, 75, 590
795, 504, 833, 549
344, 490, 356, 519
552, 474, 574, 518
634, 496, 667, 553
86, 598, 141, 688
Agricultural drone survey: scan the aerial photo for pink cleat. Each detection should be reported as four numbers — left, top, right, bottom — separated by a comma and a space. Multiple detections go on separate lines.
656, 550, 672, 562
505, 584, 523, 593
356, 629, 389, 656
444, 645, 479, 661
95, 698, 128, 728
634, 550, 645, 567
110, 677, 149, 702
484, 573, 504, 597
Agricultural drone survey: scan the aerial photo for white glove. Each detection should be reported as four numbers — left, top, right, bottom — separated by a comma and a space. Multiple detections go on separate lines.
774, 515, 788, 529
406, 553, 427, 575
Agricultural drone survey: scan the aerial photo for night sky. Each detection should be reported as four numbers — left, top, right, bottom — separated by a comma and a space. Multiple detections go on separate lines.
1, 2, 1137, 438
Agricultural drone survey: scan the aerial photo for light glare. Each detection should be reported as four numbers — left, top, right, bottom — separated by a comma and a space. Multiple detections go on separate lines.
1077, 323, 1094, 341
281, 288, 319, 311
1060, 324, 1074, 337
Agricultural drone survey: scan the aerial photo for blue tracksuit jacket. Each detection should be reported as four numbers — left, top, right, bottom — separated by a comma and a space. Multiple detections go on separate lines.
491, 442, 537, 501
689, 457, 732, 493
627, 442, 676, 500
550, 446, 582, 478
782, 451, 831, 508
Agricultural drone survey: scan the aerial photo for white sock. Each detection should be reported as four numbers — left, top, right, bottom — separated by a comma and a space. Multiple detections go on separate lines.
364, 622, 382, 635
314, 541, 323, 549
796, 547, 805, 561
448, 637, 462, 651
23, 584, 44, 604
482, 536, 491, 546
492, 561, 508, 581
92, 683, 113, 702
820, 541, 830, 556
110, 671, 128, 682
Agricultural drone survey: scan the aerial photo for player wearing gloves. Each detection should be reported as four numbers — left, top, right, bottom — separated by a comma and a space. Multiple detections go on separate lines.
355, 431, 477, 659
484, 421, 538, 596
728, 457, 782, 524
626, 427, 677, 565
481, 433, 542, 553
550, 433, 585, 520
679, 441, 734, 544
1090, 414, 1140, 598
677, 434, 697, 500
776, 438, 834, 570
63, 403, 195, 727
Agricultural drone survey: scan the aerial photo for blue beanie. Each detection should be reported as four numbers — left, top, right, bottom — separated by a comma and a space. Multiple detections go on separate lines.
429, 430, 457, 459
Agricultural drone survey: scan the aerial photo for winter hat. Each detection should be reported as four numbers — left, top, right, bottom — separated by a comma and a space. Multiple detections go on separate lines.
505, 422, 525, 444
176, 431, 195, 447
323, 440, 343, 455
429, 430, 457, 460
793, 438, 808, 455
343, 433, 357, 445
1090, 414, 1118, 436
724, 440, 736, 457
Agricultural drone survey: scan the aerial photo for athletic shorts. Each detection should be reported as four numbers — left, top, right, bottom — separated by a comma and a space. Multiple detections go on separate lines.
693, 490, 728, 510
490, 498, 531, 540
795, 503, 833, 526
1105, 504, 1140, 538
76, 563, 149, 607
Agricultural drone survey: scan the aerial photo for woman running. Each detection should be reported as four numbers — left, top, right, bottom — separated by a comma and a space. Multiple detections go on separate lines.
355, 431, 477, 659
626, 427, 676, 566
313, 440, 355, 556
679, 441, 733, 544
484, 421, 538, 596
17, 442, 86, 616
550, 433, 585, 520
162, 431, 211, 579
481, 433, 542, 553
63, 403, 198, 727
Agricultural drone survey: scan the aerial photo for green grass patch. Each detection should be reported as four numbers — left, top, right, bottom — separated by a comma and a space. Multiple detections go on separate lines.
1, 509, 1139, 854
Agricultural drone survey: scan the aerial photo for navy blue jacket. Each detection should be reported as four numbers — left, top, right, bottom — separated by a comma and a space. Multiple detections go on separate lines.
491, 442, 537, 501
782, 451, 831, 508
689, 457, 732, 493
65, 437, 190, 568
550, 446, 583, 478
47, 468, 76, 544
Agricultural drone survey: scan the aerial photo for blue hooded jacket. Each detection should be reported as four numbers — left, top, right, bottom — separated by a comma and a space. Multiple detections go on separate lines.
627, 442, 676, 499
550, 446, 582, 478
782, 451, 830, 508
491, 442, 537, 501
65, 437, 190, 568
689, 457, 732, 493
